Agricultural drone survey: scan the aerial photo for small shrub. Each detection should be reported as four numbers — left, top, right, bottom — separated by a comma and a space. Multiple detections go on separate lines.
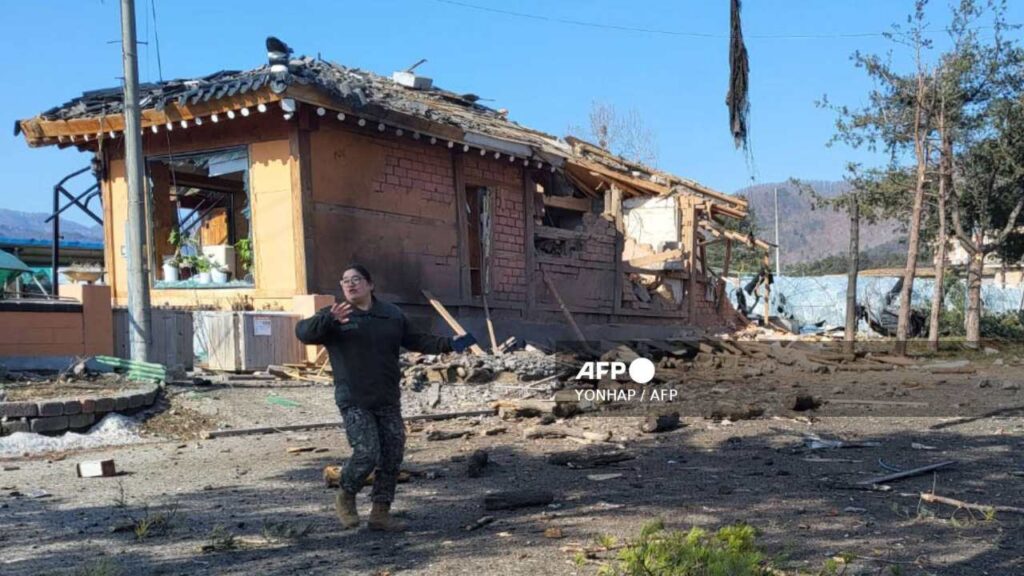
602, 520, 768, 576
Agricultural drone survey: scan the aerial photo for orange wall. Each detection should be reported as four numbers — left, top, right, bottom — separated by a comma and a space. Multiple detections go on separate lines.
0, 285, 112, 357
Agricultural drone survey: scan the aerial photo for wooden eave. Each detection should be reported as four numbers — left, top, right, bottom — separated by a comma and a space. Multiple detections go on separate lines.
17, 86, 284, 148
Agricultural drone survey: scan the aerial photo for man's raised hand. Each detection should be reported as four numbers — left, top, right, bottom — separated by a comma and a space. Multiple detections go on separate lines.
330, 302, 353, 324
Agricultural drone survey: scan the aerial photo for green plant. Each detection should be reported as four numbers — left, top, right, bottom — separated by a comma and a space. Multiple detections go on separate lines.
193, 255, 213, 273
112, 482, 177, 541
234, 237, 253, 274
203, 525, 238, 552
601, 520, 768, 576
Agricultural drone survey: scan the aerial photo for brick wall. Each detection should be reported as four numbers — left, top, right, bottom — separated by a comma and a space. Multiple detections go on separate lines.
309, 125, 461, 301
463, 155, 526, 305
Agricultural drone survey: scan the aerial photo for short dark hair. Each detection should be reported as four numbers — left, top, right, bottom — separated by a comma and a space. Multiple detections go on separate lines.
342, 263, 373, 284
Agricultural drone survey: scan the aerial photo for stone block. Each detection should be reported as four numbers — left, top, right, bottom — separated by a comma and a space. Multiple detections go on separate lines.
80, 398, 96, 414
127, 393, 146, 409
37, 401, 64, 417
94, 397, 115, 413
68, 413, 96, 430
0, 402, 38, 419
63, 400, 82, 415
31, 416, 69, 433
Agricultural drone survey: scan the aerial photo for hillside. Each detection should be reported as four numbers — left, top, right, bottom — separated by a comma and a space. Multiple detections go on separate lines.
0, 208, 103, 244
734, 181, 904, 269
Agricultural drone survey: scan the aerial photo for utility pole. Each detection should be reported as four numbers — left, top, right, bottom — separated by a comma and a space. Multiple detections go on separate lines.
120, 0, 151, 361
773, 187, 781, 277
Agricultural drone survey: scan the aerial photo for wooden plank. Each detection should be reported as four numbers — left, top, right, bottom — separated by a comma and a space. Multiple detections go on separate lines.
920, 493, 1024, 515
421, 289, 486, 355
524, 168, 536, 318
542, 273, 589, 346
611, 185, 624, 315
627, 249, 683, 268
680, 196, 698, 322
542, 195, 592, 212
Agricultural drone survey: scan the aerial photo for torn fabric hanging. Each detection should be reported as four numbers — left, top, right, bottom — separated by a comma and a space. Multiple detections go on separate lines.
727, 0, 750, 150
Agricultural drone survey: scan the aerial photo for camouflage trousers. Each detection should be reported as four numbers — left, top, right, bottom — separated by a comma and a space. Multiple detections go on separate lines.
339, 404, 406, 503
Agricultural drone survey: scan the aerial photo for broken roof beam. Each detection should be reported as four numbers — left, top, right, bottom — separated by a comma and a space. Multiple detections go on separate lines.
698, 219, 772, 251
627, 248, 684, 268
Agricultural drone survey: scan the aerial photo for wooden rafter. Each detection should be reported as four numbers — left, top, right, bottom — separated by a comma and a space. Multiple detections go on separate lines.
18, 87, 283, 147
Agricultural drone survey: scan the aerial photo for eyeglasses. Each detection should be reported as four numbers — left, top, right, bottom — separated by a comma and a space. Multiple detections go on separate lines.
341, 276, 365, 286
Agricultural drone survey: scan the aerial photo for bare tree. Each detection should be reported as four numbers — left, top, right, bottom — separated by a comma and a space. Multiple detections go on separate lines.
568, 101, 659, 166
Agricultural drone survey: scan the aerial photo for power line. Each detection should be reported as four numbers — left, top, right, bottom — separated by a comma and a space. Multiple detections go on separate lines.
433, 0, 1016, 41
432, 0, 884, 39
149, 0, 163, 81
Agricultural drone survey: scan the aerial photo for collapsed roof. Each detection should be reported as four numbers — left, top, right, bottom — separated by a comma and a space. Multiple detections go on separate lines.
15, 37, 748, 220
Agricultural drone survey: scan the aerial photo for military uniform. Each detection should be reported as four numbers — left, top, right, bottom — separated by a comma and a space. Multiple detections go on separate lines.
296, 297, 452, 503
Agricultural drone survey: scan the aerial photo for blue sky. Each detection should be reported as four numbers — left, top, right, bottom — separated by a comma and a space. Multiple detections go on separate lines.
4, 0, 1021, 225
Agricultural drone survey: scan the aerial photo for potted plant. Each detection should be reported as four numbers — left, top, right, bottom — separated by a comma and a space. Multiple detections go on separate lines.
211, 264, 230, 284
163, 228, 187, 282
234, 237, 253, 282
193, 255, 213, 285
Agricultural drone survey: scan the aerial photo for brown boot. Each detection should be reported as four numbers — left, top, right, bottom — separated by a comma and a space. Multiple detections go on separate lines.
334, 491, 360, 529
367, 501, 407, 532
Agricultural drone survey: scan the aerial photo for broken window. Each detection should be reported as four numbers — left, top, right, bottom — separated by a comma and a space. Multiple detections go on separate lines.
465, 186, 491, 296
147, 147, 254, 288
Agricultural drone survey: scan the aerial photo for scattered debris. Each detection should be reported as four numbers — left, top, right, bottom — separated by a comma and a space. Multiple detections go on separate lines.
523, 425, 611, 443
857, 460, 957, 486
640, 412, 681, 433
544, 526, 564, 539
920, 492, 1024, 515
547, 450, 635, 468
425, 429, 471, 442
483, 489, 555, 511
467, 449, 489, 478
464, 515, 496, 531
790, 395, 821, 412
587, 473, 623, 481
76, 459, 117, 478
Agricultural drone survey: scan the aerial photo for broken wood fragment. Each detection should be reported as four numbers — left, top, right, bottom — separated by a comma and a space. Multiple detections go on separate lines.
920, 492, 1024, 515
523, 425, 611, 443
421, 289, 486, 355
464, 515, 496, 531
483, 489, 554, 511
547, 450, 635, 468
425, 429, 471, 441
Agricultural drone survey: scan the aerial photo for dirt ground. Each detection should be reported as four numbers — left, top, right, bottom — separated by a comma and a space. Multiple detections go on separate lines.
2, 352, 1024, 576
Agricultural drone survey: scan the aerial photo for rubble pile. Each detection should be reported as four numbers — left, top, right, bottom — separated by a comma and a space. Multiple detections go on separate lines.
400, 350, 562, 389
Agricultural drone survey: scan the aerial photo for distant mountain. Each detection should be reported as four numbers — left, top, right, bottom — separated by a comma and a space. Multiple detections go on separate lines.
734, 181, 904, 268
0, 208, 103, 244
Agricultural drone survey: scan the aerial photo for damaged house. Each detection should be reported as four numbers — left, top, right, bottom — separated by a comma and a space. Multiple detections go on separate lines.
15, 38, 769, 352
